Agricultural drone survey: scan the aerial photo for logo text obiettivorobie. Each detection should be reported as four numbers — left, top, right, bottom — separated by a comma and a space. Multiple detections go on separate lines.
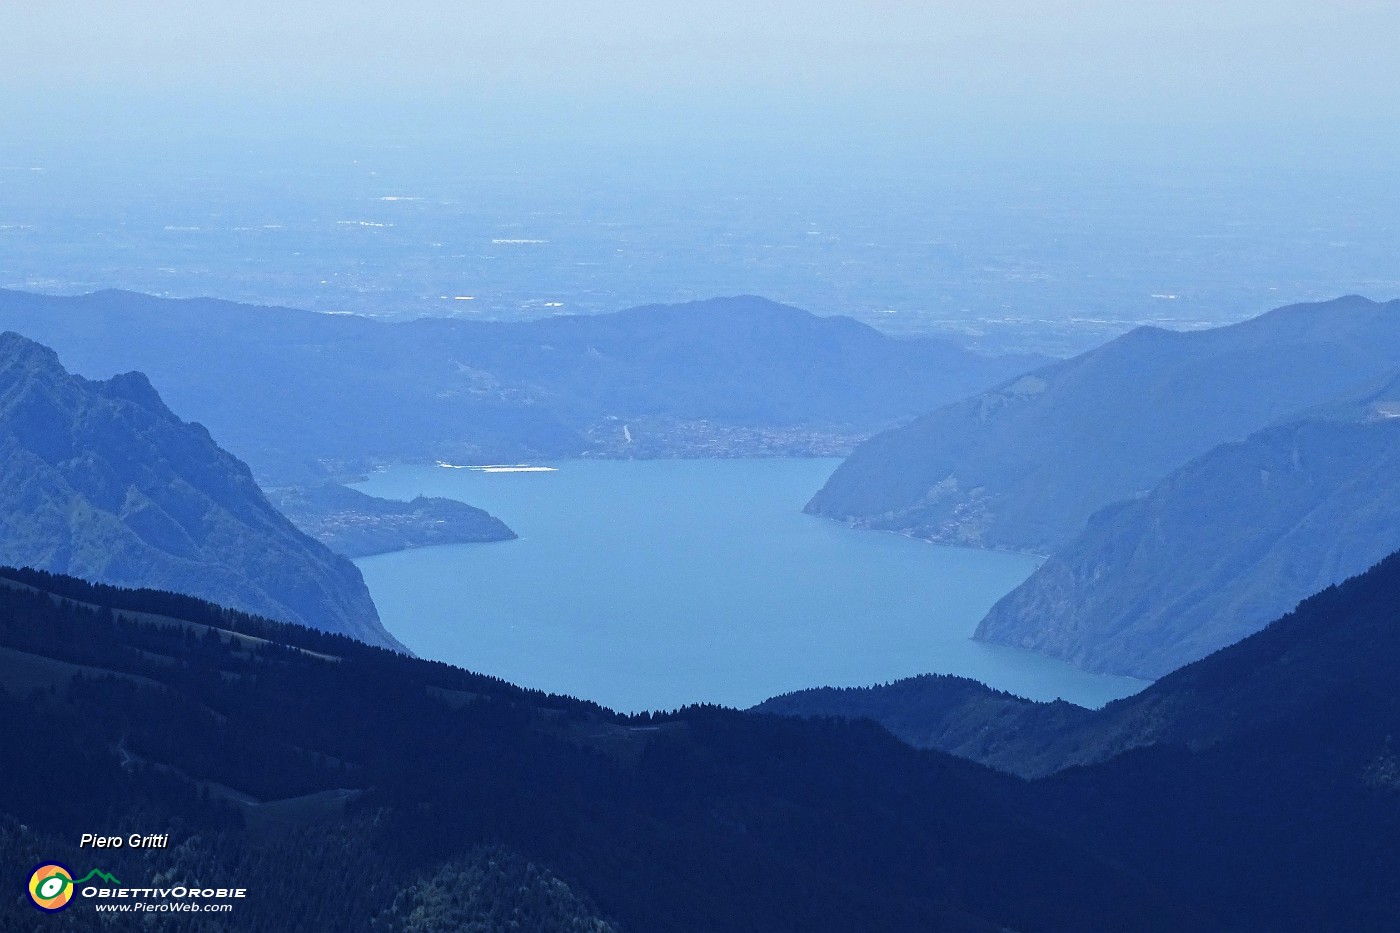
26, 860, 247, 915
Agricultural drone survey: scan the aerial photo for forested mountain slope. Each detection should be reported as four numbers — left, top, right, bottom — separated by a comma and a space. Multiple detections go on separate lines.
762, 547, 1400, 781
11, 549, 1400, 929
0, 567, 1195, 932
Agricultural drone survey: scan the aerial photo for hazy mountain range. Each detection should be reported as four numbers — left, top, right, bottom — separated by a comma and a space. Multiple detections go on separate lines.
0, 289, 1045, 483
0, 332, 400, 648
802, 294, 1400, 677
807, 295, 1400, 554
11, 288, 1400, 684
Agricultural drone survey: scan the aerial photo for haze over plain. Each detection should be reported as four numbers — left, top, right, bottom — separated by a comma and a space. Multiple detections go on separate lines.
3, 2, 1398, 353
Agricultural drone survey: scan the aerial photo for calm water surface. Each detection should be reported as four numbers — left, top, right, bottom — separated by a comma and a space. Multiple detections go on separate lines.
354, 459, 1148, 712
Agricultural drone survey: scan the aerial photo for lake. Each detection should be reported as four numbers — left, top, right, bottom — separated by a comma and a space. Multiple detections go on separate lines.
353, 459, 1149, 712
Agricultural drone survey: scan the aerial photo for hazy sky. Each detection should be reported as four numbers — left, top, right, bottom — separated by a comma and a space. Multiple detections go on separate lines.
3, 0, 1398, 154
2, 2, 1397, 331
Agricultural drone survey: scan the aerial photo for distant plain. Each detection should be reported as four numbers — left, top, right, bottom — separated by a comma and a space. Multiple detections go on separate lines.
4, 140, 1399, 356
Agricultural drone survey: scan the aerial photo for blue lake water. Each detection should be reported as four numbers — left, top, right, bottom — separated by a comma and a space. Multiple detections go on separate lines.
353, 459, 1149, 712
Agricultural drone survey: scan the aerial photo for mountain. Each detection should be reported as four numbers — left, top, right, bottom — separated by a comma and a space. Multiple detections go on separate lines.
1023, 551, 1400, 931
0, 567, 1198, 933
756, 673, 1096, 778
760, 545, 1400, 777
263, 482, 516, 558
972, 415, 1400, 677
806, 295, 1400, 554
759, 549, 1400, 927
0, 289, 1046, 483
0, 332, 399, 648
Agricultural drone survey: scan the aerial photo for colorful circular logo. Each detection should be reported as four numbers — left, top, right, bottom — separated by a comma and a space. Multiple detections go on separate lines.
28, 863, 75, 912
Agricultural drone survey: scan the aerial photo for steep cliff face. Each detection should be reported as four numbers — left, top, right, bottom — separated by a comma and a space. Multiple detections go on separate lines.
0, 331, 401, 649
